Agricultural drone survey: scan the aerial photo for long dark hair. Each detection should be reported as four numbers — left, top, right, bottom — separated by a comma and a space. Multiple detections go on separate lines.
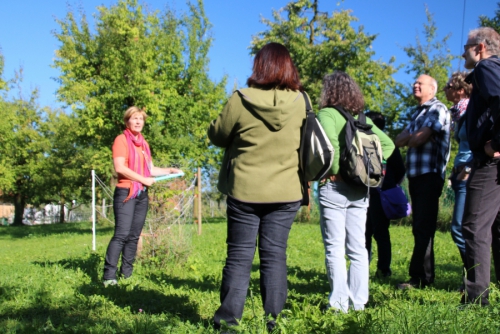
247, 43, 303, 91
319, 71, 364, 114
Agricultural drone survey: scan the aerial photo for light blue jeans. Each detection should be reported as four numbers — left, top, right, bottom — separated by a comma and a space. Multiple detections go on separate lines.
450, 173, 467, 258
319, 181, 369, 312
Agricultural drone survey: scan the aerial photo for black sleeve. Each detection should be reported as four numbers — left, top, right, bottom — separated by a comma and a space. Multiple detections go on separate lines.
381, 147, 406, 190
476, 60, 500, 151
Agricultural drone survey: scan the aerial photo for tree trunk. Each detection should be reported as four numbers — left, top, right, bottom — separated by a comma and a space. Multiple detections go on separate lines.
12, 193, 25, 226
59, 200, 66, 223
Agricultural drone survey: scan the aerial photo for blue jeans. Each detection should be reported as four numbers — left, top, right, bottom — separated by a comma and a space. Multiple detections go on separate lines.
319, 181, 369, 312
450, 172, 467, 266
103, 187, 149, 280
213, 197, 300, 328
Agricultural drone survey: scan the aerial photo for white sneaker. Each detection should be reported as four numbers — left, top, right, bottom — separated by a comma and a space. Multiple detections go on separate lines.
103, 279, 118, 287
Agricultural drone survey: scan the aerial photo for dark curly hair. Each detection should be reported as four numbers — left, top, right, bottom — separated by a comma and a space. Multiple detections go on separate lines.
319, 71, 364, 114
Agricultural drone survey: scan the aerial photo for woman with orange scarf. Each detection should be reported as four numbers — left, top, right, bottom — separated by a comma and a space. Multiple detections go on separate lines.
103, 106, 182, 286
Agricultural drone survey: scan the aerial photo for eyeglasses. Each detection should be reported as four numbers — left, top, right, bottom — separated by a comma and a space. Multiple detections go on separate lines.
463, 43, 478, 51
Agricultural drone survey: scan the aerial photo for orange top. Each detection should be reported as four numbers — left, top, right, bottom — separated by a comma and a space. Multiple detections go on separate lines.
112, 134, 146, 189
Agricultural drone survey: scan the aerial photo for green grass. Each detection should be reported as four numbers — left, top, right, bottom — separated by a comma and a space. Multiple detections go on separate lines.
1, 220, 499, 333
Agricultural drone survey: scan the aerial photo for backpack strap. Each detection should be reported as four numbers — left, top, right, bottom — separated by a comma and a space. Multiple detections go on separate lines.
334, 105, 357, 158
335, 105, 373, 131
300, 91, 313, 206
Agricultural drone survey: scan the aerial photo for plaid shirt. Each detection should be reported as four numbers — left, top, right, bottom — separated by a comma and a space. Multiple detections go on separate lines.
405, 97, 451, 179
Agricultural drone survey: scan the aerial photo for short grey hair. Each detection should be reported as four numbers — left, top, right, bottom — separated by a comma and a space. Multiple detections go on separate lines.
431, 77, 438, 95
469, 27, 500, 55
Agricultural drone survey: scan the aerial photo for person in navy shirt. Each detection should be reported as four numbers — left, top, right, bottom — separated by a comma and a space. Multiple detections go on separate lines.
460, 27, 500, 306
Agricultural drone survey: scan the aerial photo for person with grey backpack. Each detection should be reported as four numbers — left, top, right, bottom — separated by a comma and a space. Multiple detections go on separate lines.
317, 71, 394, 313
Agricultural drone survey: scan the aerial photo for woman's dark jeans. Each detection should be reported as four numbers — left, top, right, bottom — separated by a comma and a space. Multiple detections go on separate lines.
213, 197, 300, 329
103, 187, 149, 280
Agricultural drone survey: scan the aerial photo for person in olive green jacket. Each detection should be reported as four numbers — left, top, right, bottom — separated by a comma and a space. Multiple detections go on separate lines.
208, 42, 309, 332
317, 71, 394, 313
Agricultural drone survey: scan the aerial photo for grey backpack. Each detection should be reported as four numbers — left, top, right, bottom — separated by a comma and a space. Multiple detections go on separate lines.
335, 106, 384, 188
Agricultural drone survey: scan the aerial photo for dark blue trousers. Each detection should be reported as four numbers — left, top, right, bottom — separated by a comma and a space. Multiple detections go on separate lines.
213, 197, 300, 328
103, 187, 149, 280
408, 173, 444, 285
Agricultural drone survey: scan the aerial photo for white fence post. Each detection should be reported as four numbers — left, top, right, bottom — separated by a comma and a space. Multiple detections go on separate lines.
92, 170, 96, 251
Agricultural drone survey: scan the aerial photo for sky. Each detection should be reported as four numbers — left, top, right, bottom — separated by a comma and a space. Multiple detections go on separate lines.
0, 0, 498, 109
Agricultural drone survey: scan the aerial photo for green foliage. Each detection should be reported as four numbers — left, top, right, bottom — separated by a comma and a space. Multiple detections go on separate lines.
401, 6, 455, 110
53, 0, 227, 173
250, 0, 400, 122
396, 5, 456, 162
0, 50, 6, 91
0, 70, 100, 224
480, 2, 500, 33
34, 109, 104, 221
2, 221, 500, 333
0, 71, 48, 225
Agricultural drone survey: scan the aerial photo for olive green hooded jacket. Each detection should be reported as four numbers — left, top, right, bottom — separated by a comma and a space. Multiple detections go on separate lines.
208, 87, 308, 203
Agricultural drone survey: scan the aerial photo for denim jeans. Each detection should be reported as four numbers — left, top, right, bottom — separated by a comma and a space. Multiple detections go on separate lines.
103, 187, 149, 280
408, 173, 444, 285
319, 181, 369, 313
366, 187, 391, 275
462, 160, 500, 305
450, 172, 467, 268
213, 197, 300, 328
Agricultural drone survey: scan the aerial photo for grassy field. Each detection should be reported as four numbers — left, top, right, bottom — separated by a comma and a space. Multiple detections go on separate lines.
1, 219, 499, 333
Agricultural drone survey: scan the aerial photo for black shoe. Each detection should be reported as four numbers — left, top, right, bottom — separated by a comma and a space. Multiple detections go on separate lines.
376, 269, 392, 278
266, 320, 276, 332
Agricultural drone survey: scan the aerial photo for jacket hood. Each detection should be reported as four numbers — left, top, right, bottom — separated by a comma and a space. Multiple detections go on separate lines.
237, 88, 303, 131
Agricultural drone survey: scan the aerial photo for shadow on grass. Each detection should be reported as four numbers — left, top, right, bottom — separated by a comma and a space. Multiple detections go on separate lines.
30, 254, 212, 328
0, 286, 198, 332
81, 282, 198, 318
288, 265, 329, 295
149, 271, 220, 293
0, 222, 113, 239
33, 253, 103, 282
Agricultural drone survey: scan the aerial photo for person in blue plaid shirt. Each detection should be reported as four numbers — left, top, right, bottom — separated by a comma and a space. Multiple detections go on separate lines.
395, 74, 451, 290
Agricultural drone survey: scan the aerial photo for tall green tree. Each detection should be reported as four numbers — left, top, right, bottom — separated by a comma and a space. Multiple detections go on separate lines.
0, 50, 6, 91
35, 110, 101, 223
480, 2, 500, 32
399, 6, 456, 167
0, 71, 47, 225
403, 6, 458, 102
250, 0, 400, 115
392, 6, 455, 136
53, 0, 227, 177
401, 6, 455, 109
0, 51, 16, 192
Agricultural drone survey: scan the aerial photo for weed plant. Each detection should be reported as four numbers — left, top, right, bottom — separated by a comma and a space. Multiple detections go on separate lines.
1, 221, 499, 333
